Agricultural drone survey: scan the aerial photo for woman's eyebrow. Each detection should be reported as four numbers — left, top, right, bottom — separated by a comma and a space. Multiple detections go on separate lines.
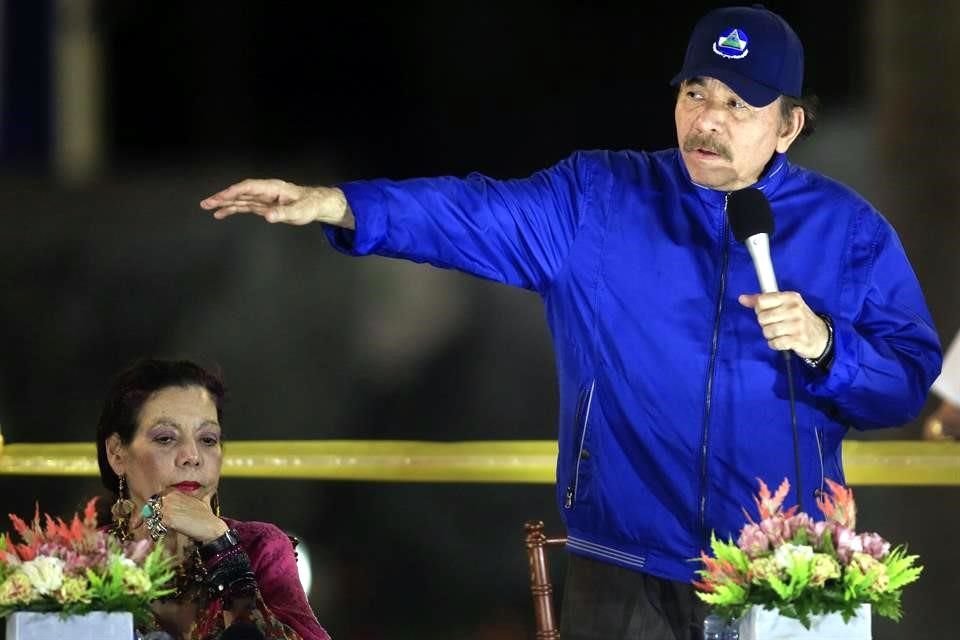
148, 417, 181, 429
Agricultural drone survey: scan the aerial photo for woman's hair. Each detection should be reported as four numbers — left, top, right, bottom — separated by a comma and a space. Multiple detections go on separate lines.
96, 358, 226, 493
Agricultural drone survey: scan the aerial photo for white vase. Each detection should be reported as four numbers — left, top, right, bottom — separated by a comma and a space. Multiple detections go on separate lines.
5, 610, 134, 640
737, 604, 871, 640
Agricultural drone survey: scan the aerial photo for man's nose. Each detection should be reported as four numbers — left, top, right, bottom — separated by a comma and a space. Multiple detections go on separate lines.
693, 98, 728, 131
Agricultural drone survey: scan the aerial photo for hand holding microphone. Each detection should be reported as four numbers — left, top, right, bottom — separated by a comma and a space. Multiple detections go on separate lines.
727, 188, 822, 513
726, 188, 830, 361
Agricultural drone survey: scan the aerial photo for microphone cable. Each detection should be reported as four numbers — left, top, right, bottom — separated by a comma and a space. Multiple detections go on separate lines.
782, 351, 804, 512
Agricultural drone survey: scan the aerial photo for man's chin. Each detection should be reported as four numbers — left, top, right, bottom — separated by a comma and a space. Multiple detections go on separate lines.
685, 165, 737, 191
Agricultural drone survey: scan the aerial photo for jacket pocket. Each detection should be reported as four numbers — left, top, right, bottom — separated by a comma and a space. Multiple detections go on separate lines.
565, 379, 596, 509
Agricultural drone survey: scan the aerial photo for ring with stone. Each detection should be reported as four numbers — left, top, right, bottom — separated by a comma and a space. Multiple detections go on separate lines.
141, 494, 167, 541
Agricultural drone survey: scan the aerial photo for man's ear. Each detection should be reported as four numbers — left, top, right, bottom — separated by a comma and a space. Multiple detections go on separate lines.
776, 104, 804, 153
105, 434, 127, 477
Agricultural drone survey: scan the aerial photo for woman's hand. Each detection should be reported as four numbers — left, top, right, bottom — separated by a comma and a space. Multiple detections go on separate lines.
131, 491, 229, 543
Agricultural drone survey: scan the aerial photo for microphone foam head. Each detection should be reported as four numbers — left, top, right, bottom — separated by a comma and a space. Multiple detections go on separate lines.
727, 187, 774, 242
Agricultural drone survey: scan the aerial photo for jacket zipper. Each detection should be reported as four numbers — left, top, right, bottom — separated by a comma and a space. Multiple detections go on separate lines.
565, 380, 596, 509
698, 194, 730, 547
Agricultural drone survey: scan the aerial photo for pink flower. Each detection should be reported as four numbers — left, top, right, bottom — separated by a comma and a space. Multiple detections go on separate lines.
835, 526, 863, 565
812, 520, 838, 550
759, 516, 787, 546
737, 524, 770, 558
858, 532, 890, 560
785, 513, 814, 541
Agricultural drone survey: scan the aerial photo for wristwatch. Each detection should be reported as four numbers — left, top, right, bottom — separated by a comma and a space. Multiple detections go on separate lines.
801, 313, 835, 371
198, 528, 240, 562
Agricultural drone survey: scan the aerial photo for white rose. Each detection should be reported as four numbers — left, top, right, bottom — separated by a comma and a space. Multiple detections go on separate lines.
20, 556, 65, 595
773, 543, 814, 570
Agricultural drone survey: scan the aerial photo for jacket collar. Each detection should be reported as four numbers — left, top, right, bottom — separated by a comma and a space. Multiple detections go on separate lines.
676, 149, 791, 208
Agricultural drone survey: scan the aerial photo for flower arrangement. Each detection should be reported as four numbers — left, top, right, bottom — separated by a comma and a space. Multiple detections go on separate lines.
694, 478, 922, 628
0, 499, 175, 626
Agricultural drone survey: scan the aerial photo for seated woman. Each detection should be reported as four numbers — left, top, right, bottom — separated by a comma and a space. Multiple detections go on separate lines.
96, 358, 331, 640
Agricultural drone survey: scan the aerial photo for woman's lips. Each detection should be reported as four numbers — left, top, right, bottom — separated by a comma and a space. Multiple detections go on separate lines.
172, 482, 201, 492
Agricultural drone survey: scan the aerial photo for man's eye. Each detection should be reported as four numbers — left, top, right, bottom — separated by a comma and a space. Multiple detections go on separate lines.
154, 435, 174, 445
201, 436, 220, 446
729, 99, 748, 110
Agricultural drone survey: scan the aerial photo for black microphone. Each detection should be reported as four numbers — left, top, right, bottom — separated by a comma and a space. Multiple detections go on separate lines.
726, 187, 804, 513
727, 187, 778, 293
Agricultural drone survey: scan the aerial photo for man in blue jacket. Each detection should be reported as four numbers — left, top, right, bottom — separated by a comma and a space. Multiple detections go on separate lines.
201, 6, 941, 639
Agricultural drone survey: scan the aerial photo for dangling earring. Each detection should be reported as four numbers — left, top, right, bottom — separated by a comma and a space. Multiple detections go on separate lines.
110, 475, 135, 541
211, 491, 221, 517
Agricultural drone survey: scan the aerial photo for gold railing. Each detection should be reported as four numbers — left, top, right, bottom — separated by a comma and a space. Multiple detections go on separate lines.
1, 438, 958, 485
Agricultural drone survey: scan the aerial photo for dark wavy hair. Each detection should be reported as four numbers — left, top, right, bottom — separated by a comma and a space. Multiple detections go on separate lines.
95, 359, 226, 494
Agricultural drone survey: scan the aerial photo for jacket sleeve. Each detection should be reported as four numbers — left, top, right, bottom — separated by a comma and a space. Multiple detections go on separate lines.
244, 522, 331, 640
323, 152, 597, 293
806, 221, 942, 428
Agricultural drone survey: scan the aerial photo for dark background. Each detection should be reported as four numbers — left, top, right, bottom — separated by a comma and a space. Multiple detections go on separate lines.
1, 1, 958, 638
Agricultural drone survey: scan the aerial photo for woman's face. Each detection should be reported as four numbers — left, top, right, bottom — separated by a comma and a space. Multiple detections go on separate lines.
107, 385, 223, 508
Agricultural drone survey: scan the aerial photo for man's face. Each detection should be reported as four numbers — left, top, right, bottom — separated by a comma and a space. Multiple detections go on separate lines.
675, 77, 800, 191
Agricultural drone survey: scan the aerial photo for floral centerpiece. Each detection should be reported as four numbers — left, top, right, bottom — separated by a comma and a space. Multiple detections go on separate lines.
694, 478, 922, 631
0, 498, 175, 628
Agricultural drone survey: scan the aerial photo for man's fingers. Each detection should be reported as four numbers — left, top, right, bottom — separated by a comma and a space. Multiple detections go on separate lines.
201, 179, 294, 208
753, 294, 786, 311
766, 336, 794, 351
756, 307, 798, 326
208, 178, 280, 203
761, 318, 800, 340
741, 291, 805, 312
208, 202, 304, 224
211, 202, 273, 219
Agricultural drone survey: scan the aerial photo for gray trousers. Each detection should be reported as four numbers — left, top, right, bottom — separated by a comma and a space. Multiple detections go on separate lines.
560, 553, 710, 640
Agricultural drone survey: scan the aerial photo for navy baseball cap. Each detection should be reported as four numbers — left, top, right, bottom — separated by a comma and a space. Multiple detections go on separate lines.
671, 5, 803, 107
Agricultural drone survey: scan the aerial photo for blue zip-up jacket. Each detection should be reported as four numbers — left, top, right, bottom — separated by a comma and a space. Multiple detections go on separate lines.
325, 148, 941, 583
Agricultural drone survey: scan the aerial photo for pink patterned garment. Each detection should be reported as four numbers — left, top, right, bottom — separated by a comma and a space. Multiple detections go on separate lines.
193, 518, 332, 640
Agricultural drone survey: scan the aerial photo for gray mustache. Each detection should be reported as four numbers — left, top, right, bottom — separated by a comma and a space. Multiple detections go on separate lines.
683, 135, 733, 161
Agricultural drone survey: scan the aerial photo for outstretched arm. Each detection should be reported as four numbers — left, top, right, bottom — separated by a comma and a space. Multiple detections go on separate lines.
200, 152, 597, 293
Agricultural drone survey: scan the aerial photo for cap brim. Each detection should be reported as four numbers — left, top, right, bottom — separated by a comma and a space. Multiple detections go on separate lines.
670, 66, 781, 108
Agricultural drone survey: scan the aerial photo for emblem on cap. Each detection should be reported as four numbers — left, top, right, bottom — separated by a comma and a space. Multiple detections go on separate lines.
713, 28, 749, 59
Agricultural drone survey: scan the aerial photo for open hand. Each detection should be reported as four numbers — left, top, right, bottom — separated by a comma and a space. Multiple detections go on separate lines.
201, 179, 354, 228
